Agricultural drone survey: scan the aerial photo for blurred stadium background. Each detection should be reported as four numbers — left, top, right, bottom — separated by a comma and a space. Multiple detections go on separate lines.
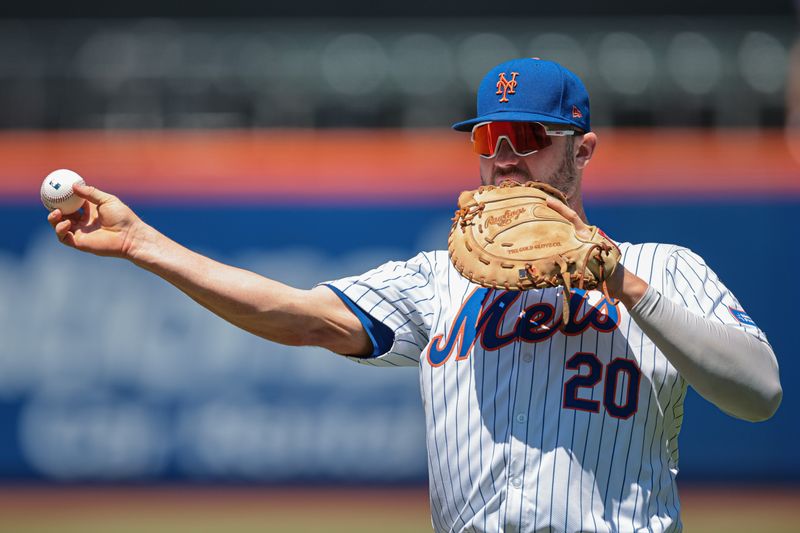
0, 1, 798, 531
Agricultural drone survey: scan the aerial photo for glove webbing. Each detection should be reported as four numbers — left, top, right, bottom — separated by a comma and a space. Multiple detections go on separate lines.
525, 243, 617, 326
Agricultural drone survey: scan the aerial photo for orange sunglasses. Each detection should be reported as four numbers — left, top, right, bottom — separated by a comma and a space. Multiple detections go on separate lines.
471, 121, 576, 158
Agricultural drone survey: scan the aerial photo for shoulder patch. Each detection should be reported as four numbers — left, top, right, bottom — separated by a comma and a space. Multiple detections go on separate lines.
728, 306, 757, 327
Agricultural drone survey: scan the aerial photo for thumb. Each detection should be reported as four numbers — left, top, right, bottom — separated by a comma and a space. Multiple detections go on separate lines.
73, 183, 116, 205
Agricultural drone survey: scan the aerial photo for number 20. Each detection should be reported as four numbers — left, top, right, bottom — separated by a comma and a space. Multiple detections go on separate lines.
563, 352, 641, 419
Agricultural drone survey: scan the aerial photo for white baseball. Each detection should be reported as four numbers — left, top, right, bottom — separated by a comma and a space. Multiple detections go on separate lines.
41, 169, 86, 215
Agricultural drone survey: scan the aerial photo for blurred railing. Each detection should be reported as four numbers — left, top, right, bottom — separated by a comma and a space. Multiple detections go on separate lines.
0, 17, 795, 129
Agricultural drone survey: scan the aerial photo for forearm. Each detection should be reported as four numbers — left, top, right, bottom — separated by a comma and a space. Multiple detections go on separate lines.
48, 184, 369, 354
629, 285, 782, 422
126, 223, 317, 346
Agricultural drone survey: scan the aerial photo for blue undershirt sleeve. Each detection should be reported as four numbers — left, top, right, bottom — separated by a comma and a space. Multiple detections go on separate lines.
323, 284, 395, 357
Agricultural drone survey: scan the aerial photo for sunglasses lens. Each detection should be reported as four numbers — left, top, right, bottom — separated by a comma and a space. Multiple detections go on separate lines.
472, 122, 553, 157
471, 124, 494, 156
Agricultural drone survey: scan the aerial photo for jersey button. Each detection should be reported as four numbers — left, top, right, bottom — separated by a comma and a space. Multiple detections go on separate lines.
515, 413, 527, 423
522, 353, 533, 363
511, 477, 522, 488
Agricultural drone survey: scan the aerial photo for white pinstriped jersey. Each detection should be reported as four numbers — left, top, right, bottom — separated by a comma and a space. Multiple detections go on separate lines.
326, 242, 767, 533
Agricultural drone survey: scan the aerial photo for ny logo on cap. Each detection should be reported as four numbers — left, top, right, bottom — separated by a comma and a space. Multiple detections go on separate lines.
496, 72, 519, 103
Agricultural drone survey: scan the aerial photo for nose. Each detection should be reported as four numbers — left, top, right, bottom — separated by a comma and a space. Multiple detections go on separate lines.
494, 138, 520, 166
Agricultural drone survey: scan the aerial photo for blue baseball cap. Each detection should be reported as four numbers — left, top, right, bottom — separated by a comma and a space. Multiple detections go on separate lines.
452, 58, 591, 133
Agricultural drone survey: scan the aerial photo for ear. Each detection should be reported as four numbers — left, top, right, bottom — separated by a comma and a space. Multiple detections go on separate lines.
574, 132, 597, 170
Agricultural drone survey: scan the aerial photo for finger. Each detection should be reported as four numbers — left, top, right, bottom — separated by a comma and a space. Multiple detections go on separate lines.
47, 209, 62, 229
60, 231, 77, 247
55, 219, 74, 245
62, 207, 86, 224
546, 197, 586, 229
73, 183, 115, 205
77, 199, 93, 223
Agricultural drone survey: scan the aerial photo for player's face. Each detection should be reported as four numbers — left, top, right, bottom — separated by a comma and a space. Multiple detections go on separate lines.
479, 135, 571, 182
477, 125, 596, 202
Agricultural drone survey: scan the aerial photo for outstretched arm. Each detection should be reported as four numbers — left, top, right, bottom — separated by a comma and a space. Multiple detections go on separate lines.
547, 197, 782, 422
48, 184, 372, 356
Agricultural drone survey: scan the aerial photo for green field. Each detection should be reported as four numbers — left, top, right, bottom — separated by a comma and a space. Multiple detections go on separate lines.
0, 486, 796, 532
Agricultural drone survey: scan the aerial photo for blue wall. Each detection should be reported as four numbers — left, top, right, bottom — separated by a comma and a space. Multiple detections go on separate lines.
1, 198, 796, 482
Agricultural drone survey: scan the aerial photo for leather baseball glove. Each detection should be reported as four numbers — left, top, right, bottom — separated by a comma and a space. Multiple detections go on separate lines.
448, 180, 620, 324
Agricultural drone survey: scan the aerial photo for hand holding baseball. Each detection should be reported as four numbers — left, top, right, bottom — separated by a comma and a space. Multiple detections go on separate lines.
47, 182, 145, 259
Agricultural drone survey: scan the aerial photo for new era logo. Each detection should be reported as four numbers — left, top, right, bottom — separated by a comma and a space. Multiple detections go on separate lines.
572, 106, 583, 119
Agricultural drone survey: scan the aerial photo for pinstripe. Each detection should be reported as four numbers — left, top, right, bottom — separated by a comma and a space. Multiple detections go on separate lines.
574, 321, 602, 533
491, 289, 506, 533
478, 332, 493, 533
397, 261, 433, 292
450, 336, 477, 531
548, 290, 572, 531
630, 244, 664, 531
674, 249, 765, 340
647, 368, 680, 529
465, 348, 487, 514
653, 377, 678, 527
670, 250, 760, 339
640, 247, 684, 532
359, 263, 403, 285
459, 265, 489, 522
351, 285, 373, 305
454, 260, 486, 523
425, 345, 447, 526
590, 243, 630, 531
613, 242, 649, 527
587, 242, 632, 533
373, 274, 415, 288
427, 450, 447, 533
665, 377, 686, 522
321, 243, 766, 532
407, 256, 454, 527
477, 291, 498, 533
430, 358, 458, 529
608, 342, 633, 525
425, 252, 444, 334
664, 249, 748, 522
499, 290, 521, 531
390, 314, 428, 341
448, 282, 486, 516
589, 320, 602, 532
512, 290, 540, 532
670, 256, 728, 324
442, 353, 471, 531
653, 246, 678, 532
509, 311, 527, 531
562, 289, 590, 531
600, 383, 621, 528
533, 302, 556, 529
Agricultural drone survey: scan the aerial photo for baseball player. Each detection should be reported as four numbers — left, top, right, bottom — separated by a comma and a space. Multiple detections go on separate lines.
47, 58, 781, 533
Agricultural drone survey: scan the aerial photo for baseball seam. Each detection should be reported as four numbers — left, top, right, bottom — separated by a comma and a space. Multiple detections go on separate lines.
42, 189, 75, 203
41, 179, 85, 209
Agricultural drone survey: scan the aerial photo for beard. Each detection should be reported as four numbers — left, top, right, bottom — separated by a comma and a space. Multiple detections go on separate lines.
543, 140, 579, 199
487, 140, 579, 200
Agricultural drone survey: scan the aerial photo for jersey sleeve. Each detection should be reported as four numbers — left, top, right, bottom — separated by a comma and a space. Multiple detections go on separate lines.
322, 251, 440, 367
663, 247, 768, 343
